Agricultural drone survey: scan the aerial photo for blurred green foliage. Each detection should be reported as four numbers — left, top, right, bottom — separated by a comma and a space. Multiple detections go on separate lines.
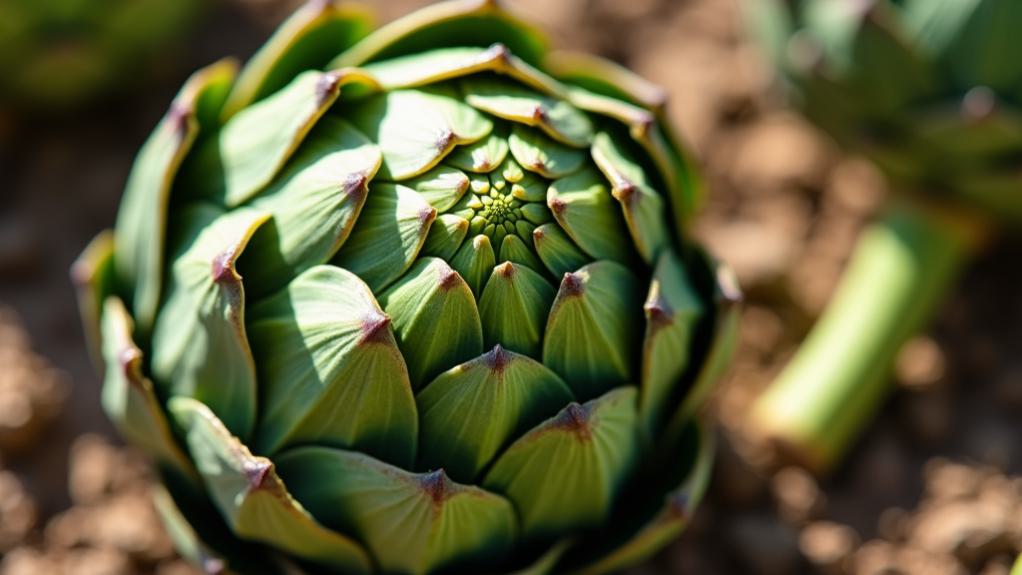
0, 0, 204, 110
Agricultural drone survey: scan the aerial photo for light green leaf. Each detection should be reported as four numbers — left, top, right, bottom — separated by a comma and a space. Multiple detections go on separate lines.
221, 1, 373, 118
509, 124, 586, 179
276, 448, 517, 575
331, 1, 548, 69
152, 204, 269, 440
348, 87, 493, 180
498, 234, 544, 272
333, 183, 437, 292
417, 345, 573, 482
247, 265, 417, 465
483, 387, 640, 541
532, 223, 591, 278
423, 213, 470, 260
100, 297, 196, 480
404, 165, 471, 212
114, 59, 236, 335
153, 468, 302, 575
639, 251, 704, 434
509, 169, 548, 203
447, 130, 510, 173
548, 168, 633, 264
449, 234, 497, 297
565, 87, 702, 236
243, 116, 381, 296
71, 230, 116, 370
379, 257, 484, 389
184, 70, 345, 207
479, 262, 555, 357
464, 77, 594, 147
543, 260, 641, 400
359, 46, 501, 89
353, 44, 561, 96
169, 398, 372, 573
592, 132, 669, 263
544, 50, 669, 112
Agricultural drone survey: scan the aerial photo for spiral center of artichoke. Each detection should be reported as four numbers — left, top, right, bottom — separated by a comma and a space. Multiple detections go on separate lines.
472, 166, 544, 243
452, 151, 552, 254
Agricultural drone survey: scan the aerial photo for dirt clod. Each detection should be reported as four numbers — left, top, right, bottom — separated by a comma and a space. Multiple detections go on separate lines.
0, 307, 69, 457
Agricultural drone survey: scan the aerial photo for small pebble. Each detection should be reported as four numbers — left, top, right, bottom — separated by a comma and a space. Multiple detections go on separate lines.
896, 337, 947, 390
799, 521, 858, 574
771, 466, 825, 524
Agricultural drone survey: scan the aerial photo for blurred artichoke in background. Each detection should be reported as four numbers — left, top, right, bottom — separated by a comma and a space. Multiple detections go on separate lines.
746, 0, 1016, 472
0, 0, 202, 110
752, 0, 1022, 214
73, 0, 740, 573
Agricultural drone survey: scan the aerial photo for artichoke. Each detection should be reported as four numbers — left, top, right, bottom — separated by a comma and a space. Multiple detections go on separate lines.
749, 0, 1022, 215
746, 0, 1009, 471
0, 0, 201, 110
73, 1, 740, 573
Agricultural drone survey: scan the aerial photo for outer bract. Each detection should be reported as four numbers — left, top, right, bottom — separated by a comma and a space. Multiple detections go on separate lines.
73, 1, 740, 573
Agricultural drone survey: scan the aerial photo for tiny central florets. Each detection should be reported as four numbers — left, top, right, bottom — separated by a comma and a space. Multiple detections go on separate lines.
464, 159, 551, 249
477, 182, 519, 227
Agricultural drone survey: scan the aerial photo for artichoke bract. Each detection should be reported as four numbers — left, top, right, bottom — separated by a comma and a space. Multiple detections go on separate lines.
73, 1, 740, 573
746, 0, 1011, 472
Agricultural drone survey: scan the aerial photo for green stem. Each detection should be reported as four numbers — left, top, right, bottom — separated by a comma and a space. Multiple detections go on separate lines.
750, 201, 982, 473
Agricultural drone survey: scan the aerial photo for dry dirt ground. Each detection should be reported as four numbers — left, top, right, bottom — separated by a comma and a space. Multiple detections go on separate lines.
1, 1, 1020, 574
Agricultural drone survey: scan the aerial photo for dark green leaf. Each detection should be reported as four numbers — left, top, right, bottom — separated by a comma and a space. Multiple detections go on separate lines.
449, 233, 497, 297
276, 447, 517, 575
243, 117, 381, 296
332, 183, 437, 292
222, 2, 373, 117
479, 262, 556, 357
169, 398, 372, 572
532, 223, 592, 278
483, 387, 640, 541
639, 251, 703, 434
247, 265, 417, 465
543, 260, 642, 400
417, 344, 573, 482
378, 257, 484, 389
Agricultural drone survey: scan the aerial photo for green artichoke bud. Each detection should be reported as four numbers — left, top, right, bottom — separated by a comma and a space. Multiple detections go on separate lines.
748, 0, 1022, 218
0, 0, 202, 110
73, 1, 740, 573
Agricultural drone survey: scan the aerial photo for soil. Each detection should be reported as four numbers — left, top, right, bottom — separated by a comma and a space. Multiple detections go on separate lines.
1, 1, 1019, 574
